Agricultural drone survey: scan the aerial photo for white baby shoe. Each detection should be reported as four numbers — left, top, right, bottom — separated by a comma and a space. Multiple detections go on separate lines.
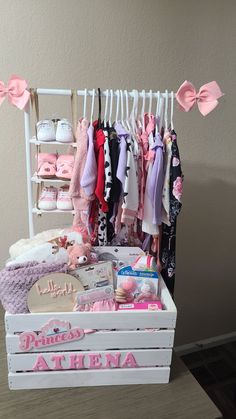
36, 120, 56, 142
55, 119, 74, 143
38, 186, 57, 210
57, 185, 73, 210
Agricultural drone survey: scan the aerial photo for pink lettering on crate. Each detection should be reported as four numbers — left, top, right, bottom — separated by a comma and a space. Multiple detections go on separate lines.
89, 353, 102, 369
31, 352, 139, 371
19, 319, 84, 351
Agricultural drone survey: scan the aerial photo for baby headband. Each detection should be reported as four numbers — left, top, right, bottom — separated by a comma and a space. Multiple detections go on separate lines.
176, 80, 224, 116
0, 75, 30, 110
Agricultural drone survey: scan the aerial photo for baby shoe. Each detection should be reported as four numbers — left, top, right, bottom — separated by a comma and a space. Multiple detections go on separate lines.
56, 154, 74, 180
36, 120, 56, 142
57, 185, 73, 210
56, 119, 74, 143
37, 153, 57, 178
38, 186, 57, 210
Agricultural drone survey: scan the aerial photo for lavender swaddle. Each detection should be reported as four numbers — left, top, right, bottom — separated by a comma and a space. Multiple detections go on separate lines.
0, 261, 68, 314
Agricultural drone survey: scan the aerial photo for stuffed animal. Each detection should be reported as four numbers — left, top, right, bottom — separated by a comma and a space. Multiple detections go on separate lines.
67, 243, 92, 270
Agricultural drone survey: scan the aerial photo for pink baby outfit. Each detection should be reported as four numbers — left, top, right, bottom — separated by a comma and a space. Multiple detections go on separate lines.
69, 118, 92, 232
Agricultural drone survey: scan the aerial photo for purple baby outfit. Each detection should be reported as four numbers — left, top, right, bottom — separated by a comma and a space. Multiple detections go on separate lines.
148, 133, 164, 225
115, 122, 129, 189
80, 124, 97, 198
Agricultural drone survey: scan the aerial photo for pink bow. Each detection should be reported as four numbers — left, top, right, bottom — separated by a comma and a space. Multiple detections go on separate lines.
0, 75, 30, 110
176, 80, 224, 116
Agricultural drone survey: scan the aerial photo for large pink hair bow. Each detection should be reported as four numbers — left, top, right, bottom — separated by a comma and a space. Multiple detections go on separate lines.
176, 80, 224, 116
0, 75, 30, 110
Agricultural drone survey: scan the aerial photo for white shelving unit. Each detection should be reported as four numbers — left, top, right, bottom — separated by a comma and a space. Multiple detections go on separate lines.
24, 88, 175, 237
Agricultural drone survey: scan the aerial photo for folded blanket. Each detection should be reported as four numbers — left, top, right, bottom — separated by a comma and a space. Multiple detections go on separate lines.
9, 229, 64, 259
0, 261, 68, 313
6, 243, 69, 267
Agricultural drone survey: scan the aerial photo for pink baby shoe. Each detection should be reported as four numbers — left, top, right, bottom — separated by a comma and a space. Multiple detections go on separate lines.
56, 154, 74, 180
38, 186, 57, 210
57, 185, 73, 210
36, 153, 57, 178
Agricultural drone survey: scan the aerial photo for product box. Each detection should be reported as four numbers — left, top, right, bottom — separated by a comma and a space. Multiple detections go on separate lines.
94, 247, 144, 271
117, 265, 159, 300
71, 262, 114, 290
76, 285, 114, 305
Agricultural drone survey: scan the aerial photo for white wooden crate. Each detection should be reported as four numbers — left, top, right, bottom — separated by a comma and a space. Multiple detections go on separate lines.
5, 277, 177, 389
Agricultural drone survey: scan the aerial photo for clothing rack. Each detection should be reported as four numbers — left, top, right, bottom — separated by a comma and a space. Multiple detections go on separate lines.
24, 88, 177, 238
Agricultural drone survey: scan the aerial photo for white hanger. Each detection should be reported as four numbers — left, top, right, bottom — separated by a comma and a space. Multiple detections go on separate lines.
83, 88, 87, 119
115, 89, 120, 123
155, 91, 160, 133
120, 89, 125, 127
109, 89, 113, 126
124, 89, 131, 131
159, 96, 164, 133
141, 89, 146, 129
90, 88, 95, 124
148, 89, 153, 117
164, 89, 169, 130
130, 89, 137, 133
171, 91, 174, 130
104, 89, 109, 128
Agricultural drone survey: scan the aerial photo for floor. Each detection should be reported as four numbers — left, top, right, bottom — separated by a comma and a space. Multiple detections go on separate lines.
181, 341, 236, 419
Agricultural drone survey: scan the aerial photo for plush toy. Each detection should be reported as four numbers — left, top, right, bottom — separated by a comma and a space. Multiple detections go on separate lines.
67, 243, 92, 270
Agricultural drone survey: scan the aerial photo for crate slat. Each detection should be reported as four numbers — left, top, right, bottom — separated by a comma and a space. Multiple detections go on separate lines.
8, 367, 170, 389
6, 329, 175, 353
8, 349, 172, 372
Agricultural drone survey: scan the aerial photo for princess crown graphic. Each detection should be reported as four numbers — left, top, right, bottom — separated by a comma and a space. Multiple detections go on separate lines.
41, 319, 71, 336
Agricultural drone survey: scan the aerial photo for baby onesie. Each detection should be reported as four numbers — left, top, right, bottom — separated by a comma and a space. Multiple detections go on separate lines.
161, 131, 173, 226
80, 124, 97, 199
103, 127, 112, 202
69, 118, 91, 232
148, 132, 164, 225
142, 114, 159, 235
121, 134, 139, 225
160, 130, 183, 294
115, 122, 128, 190
94, 121, 108, 213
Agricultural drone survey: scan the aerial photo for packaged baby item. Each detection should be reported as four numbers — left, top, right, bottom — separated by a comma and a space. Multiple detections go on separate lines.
115, 262, 158, 304
76, 285, 114, 305
94, 247, 144, 271
71, 261, 114, 290
74, 285, 116, 313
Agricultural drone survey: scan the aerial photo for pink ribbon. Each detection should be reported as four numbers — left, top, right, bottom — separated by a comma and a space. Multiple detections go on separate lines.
176, 80, 224, 116
0, 75, 30, 110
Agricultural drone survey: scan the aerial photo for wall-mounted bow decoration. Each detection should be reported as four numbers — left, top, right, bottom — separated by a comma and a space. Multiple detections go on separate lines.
176, 80, 224, 116
0, 75, 30, 110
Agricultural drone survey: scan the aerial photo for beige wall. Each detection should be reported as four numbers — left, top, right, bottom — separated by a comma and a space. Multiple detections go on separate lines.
0, 0, 235, 345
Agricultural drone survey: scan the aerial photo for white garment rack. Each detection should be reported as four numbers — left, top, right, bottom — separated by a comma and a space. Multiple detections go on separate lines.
24, 88, 176, 237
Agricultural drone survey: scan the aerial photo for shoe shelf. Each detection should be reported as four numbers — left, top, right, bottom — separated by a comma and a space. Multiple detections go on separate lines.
30, 137, 77, 147
31, 176, 71, 184
32, 208, 75, 215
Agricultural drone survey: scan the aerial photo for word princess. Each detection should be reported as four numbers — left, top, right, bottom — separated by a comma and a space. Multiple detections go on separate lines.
19, 320, 84, 351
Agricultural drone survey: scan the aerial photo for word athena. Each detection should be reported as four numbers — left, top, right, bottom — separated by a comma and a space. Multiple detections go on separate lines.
32, 352, 139, 371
